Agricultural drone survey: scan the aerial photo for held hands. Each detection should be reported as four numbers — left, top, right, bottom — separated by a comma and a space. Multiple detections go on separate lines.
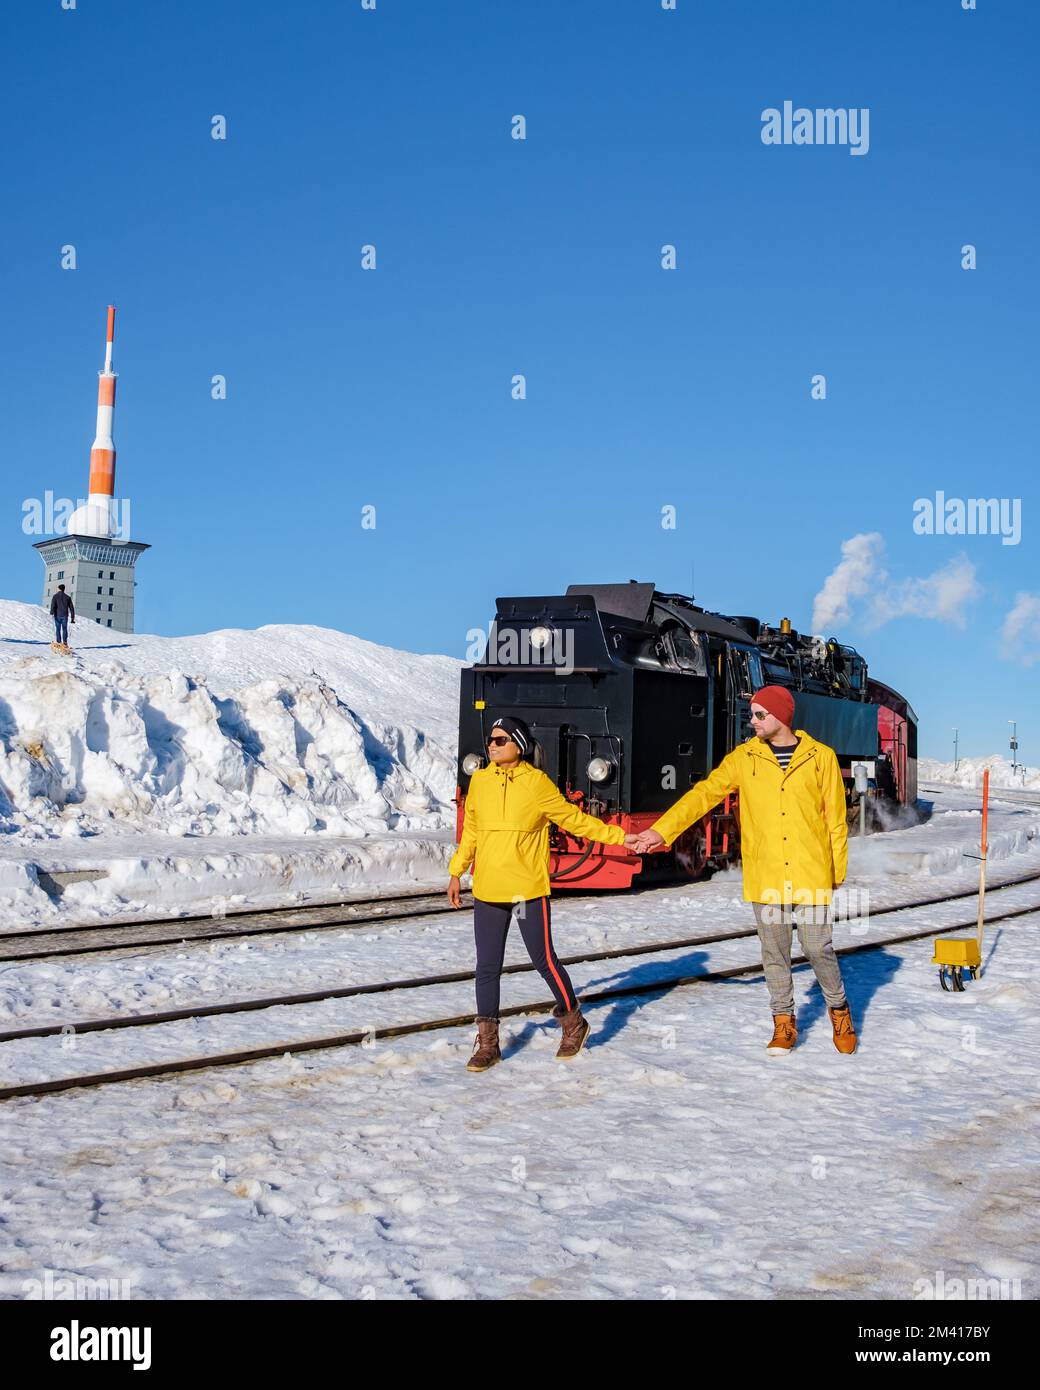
626, 830, 666, 854
448, 830, 668, 896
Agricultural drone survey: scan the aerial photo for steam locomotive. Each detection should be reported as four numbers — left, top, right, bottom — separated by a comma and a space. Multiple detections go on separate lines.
453, 581, 918, 891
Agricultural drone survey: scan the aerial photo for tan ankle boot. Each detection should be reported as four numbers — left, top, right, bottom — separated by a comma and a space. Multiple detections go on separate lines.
767, 1013, 797, 1054
828, 1004, 857, 1054
466, 1016, 501, 1072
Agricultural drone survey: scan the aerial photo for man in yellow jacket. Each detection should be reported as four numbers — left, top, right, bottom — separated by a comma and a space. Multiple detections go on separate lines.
634, 685, 857, 1055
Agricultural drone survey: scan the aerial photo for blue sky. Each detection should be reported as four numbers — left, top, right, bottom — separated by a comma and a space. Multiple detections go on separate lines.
1, 0, 1036, 760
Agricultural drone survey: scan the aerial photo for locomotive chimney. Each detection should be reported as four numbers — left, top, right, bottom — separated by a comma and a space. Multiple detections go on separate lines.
780, 616, 792, 634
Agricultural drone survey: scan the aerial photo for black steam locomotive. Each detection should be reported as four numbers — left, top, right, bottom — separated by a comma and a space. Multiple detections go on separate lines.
454, 582, 918, 889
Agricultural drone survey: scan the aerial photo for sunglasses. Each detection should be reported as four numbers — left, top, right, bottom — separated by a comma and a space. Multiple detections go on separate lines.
749, 710, 770, 721
487, 735, 515, 747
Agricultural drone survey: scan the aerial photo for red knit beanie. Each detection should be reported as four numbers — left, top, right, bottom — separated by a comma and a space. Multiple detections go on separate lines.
750, 685, 795, 727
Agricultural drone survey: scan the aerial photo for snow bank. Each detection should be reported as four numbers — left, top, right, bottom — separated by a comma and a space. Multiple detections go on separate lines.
919, 754, 1040, 792
0, 599, 461, 844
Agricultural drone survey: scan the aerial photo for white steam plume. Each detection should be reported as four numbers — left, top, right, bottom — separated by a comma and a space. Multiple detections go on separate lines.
811, 532, 884, 633
999, 591, 1040, 665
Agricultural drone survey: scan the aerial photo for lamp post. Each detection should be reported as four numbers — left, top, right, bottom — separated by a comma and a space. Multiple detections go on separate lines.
1009, 720, 1018, 779
953, 728, 959, 773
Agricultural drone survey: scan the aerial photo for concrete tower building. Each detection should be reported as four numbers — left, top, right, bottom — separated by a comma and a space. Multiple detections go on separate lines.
34, 306, 149, 633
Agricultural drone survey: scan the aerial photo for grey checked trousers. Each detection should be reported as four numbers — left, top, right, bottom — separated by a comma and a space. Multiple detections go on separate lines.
751, 900, 848, 1016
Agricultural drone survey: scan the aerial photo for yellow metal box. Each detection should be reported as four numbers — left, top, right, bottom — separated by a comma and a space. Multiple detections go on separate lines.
932, 937, 982, 968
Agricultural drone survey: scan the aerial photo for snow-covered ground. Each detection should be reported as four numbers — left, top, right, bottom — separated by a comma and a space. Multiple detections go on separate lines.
0, 782, 1038, 1299
0, 599, 462, 925
0, 828, 457, 930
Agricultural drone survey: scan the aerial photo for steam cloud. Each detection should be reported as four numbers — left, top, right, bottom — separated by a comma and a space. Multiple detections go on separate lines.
811, 533, 884, 632
812, 534, 980, 634
1000, 591, 1040, 666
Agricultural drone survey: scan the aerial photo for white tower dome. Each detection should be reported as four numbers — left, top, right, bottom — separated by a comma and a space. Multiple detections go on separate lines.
66, 497, 115, 537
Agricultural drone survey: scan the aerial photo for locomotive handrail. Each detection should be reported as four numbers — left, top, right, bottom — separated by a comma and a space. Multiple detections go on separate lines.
470, 664, 603, 674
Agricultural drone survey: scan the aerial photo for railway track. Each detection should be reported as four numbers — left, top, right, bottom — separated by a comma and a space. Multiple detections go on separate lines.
5, 858, 1040, 967
0, 886, 475, 963
3, 872, 1039, 1103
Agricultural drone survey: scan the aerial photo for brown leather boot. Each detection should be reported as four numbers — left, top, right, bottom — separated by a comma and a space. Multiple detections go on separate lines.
766, 1013, 797, 1054
828, 1004, 858, 1054
552, 1004, 590, 1059
466, 1017, 501, 1072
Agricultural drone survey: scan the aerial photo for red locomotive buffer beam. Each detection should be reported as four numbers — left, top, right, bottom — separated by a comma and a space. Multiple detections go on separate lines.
548, 832, 643, 889
547, 789, 645, 889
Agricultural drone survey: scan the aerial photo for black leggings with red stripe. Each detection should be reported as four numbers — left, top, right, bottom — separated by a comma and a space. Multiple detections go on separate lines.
473, 896, 576, 1018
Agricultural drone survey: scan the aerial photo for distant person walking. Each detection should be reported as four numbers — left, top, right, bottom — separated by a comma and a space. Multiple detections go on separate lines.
448, 715, 642, 1072
633, 686, 856, 1055
49, 584, 75, 647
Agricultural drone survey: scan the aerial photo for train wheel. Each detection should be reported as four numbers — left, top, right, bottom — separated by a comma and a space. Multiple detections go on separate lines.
674, 824, 707, 878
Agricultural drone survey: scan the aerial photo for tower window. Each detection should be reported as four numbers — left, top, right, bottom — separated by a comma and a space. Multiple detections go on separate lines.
107, 620, 113, 627
96, 603, 101, 611
57, 570, 64, 579
109, 572, 115, 579
98, 570, 103, 578
97, 586, 102, 595
108, 603, 113, 611
109, 588, 114, 595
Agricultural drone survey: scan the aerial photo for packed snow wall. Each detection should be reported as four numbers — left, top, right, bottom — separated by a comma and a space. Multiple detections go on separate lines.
0, 602, 461, 841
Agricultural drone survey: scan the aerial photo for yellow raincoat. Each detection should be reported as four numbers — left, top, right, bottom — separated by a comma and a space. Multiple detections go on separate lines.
651, 730, 849, 905
449, 760, 627, 901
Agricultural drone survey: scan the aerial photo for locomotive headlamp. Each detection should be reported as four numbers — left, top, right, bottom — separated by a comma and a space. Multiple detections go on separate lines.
462, 753, 484, 775
587, 757, 613, 783
529, 625, 553, 650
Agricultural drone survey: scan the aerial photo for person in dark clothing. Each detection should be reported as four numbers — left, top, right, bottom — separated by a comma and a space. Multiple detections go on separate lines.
49, 584, 75, 646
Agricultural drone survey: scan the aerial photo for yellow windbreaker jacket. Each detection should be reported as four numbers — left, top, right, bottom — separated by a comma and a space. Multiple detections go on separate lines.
448, 760, 627, 901
651, 730, 849, 905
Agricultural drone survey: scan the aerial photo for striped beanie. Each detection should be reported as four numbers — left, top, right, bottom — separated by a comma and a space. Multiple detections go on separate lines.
491, 716, 531, 756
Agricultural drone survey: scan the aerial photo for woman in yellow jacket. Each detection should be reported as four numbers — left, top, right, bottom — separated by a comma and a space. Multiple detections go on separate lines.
447, 715, 639, 1072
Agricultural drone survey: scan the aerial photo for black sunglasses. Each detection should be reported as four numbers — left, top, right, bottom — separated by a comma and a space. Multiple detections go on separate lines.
487, 735, 514, 747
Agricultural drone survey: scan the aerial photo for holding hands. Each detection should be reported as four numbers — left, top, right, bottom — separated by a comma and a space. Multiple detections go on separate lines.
624, 829, 666, 855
